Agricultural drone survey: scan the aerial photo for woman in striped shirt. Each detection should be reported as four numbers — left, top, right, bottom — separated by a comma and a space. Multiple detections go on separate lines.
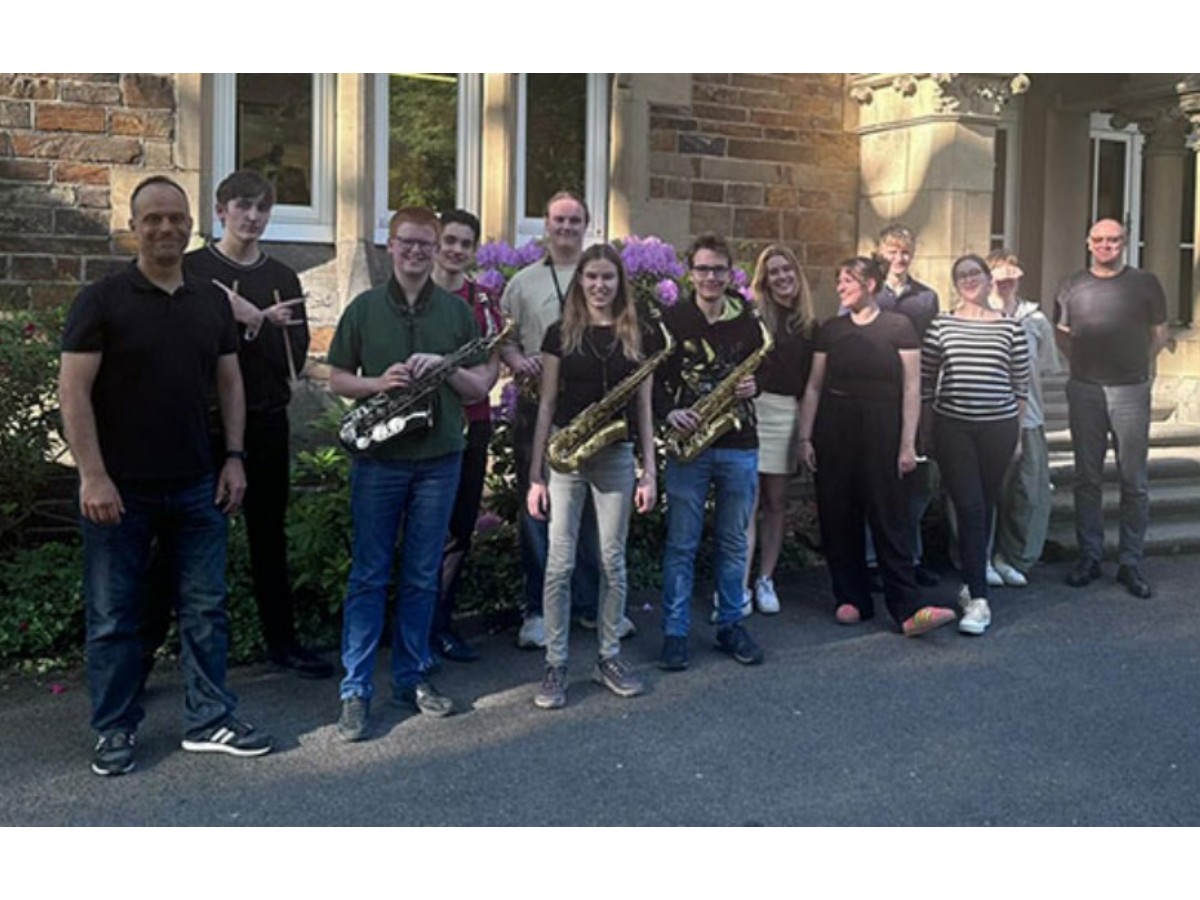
922, 254, 1030, 635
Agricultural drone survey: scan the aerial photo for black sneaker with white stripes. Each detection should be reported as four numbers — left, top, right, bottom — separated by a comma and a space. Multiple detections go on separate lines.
181, 717, 273, 757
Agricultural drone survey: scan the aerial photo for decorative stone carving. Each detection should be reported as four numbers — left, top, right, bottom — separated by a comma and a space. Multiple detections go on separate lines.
1111, 101, 1191, 153
929, 73, 1030, 116
1175, 74, 1200, 130
848, 73, 1029, 130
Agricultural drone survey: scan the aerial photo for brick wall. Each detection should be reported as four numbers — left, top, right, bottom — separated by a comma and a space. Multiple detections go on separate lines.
647, 73, 859, 303
0, 73, 178, 310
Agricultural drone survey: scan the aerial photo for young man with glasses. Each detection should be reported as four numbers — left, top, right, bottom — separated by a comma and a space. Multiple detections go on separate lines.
326, 208, 493, 741
1055, 218, 1169, 598
656, 233, 766, 671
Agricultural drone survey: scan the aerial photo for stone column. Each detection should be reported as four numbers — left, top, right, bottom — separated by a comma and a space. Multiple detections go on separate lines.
481, 74, 517, 245
1119, 104, 1190, 324
333, 74, 374, 319
1180, 76, 1200, 325
849, 73, 1028, 305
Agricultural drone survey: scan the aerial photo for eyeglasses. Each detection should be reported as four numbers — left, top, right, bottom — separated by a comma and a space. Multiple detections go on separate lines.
394, 238, 436, 254
692, 265, 730, 278
1089, 236, 1123, 245
954, 268, 987, 282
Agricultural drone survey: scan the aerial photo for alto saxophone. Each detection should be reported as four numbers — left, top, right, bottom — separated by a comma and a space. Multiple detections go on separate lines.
546, 320, 675, 474
338, 318, 512, 453
664, 313, 774, 463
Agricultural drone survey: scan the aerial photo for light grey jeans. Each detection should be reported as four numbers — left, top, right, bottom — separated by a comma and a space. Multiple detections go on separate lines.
1066, 378, 1152, 567
543, 442, 636, 667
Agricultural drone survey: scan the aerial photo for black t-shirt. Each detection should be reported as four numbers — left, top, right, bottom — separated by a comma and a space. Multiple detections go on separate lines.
758, 324, 815, 397
184, 245, 309, 412
815, 309, 919, 402
1055, 267, 1167, 385
542, 322, 647, 430
60, 263, 239, 482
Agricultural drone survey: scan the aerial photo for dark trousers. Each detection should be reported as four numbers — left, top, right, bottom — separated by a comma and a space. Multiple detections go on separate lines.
434, 418, 492, 636
935, 412, 1019, 600
514, 397, 599, 619
814, 392, 923, 625
142, 408, 297, 658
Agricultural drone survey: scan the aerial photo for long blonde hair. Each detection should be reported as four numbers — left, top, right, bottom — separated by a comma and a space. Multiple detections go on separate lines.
560, 244, 642, 362
751, 244, 815, 338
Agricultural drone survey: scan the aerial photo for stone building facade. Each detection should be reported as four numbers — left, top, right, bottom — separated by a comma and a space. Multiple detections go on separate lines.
2, 72, 1198, 412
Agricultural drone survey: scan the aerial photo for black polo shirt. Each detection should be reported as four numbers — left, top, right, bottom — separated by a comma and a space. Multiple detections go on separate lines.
61, 262, 238, 482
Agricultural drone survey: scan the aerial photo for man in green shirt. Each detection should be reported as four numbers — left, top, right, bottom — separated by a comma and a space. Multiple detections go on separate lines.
327, 207, 492, 742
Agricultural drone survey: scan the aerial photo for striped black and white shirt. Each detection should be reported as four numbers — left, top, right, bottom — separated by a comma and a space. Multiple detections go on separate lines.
921, 314, 1030, 422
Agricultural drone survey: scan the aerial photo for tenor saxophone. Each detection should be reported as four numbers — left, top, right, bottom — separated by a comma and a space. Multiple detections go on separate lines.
546, 320, 675, 474
664, 313, 774, 463
338, 319, 512, 453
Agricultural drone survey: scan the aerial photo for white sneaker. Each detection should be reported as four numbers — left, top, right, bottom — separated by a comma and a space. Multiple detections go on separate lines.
754, 575, 780, 615
985, 563, 1004, 587
992, 556, 1028, 587
958, 598, 991, 636
709, 588, 753, 624
517, 615, 546, 649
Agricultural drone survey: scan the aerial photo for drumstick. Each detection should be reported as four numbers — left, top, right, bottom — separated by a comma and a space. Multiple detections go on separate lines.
274, 289, 299, 383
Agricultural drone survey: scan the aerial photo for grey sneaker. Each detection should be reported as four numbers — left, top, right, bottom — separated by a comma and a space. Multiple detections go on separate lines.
91, 731, 136, 777
592, 656, 645, 698
337, 696, 370, 742
534, 665, 568, 709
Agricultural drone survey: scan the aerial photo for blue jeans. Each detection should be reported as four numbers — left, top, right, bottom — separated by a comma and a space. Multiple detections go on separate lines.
340, 453, 461, 701
662, 447, 758, 636
1067, 378, 1152, 567
83, 474, 234, 737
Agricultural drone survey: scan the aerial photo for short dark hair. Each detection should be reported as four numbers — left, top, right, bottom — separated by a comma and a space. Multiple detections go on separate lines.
130, 175, 189, 216
877, 223, 916, 250
439, 208, 481, 244
686, 232, 733, 269
215, 169, 276, 207
544, 190, 591, 225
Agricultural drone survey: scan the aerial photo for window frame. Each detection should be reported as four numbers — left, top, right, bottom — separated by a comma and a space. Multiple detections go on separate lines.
514, 73, 609, 246
372, 73, 483, 246
210, 73, 336, 243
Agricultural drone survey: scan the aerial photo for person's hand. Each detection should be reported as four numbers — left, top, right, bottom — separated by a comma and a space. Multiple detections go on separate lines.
80, 472, 124, 524
635, 472, 657, 514
215, 458, 246, 515
515, 354, 543, 379
262, 300, 302, 327
734, 375, 756, 400
898, 445, 917, 477
798, 440, 817, 474
527, 482, 549, 520
376, 362, 411, 392
405, 353, 445, 380
1011, 438, 1024, 465
667, 408, 699, 435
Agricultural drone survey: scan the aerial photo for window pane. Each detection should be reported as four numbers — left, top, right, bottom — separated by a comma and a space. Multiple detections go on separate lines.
235, 74, 313, 206
990, 128, 1007, 242
1093, 138, 1127, 224
524, 74, 587, 219
389, 73, 458, 212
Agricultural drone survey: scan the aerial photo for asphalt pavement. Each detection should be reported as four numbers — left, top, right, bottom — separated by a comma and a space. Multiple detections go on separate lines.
2, 555, 1198, 826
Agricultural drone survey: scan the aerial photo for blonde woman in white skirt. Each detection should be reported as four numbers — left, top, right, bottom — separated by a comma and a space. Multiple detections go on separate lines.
745, 245, 816, 613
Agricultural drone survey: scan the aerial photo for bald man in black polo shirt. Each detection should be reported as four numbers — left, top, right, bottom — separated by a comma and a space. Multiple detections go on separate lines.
1055, 218, 1169, 598
59, 176, 273, 777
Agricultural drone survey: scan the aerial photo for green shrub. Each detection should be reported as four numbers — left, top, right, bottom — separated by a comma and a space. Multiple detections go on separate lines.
0, 540, 84, 670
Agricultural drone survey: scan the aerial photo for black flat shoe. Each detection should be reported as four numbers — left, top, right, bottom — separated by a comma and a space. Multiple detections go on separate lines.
1066, 559, 1102, 588
267, 645, 335, 679
1116, 564, 1152, 598
433, 630, 480, 663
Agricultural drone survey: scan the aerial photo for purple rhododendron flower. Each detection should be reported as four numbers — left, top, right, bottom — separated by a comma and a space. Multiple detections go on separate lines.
738, 285, 753, 301
655, 278, 680, 306
621, 235, 685, 279
475, 511, 503, 534
476, 267, 507, 296
515, 239, 545, 266
474, 241, 510, 269
494, 380, 519, 424
732, 267, 749, 288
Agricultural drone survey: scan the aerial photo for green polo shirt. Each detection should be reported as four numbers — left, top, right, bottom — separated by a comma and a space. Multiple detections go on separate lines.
328, 277, 482, 460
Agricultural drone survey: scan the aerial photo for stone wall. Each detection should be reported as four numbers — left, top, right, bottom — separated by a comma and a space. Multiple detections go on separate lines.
0, 73, 184, 310
645, 74, 859, 310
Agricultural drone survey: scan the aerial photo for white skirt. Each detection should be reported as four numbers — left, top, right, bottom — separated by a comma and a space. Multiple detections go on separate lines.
754, 391, 798, 475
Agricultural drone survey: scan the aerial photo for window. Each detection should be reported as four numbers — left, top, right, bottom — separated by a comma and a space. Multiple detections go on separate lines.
515, 74, 609, 245
990, 101, 1021, 252
373, 74, 482, 245
211, 74, 336, 243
